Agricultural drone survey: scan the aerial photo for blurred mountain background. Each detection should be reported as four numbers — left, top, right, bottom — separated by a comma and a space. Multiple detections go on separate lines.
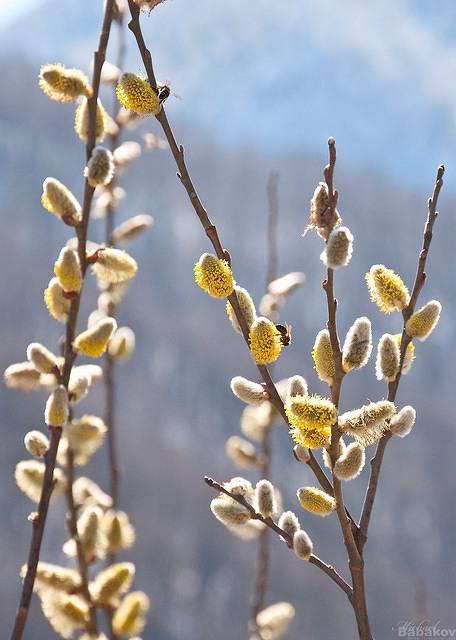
0, 1, 455, 638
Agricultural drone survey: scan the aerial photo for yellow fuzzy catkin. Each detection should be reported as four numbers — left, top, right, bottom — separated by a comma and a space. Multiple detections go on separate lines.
108, 326, 135, 360
406, 300, 442, 341
84, 146, 115, 187
45, 385, 68, 427
102, 510, 136, 554
226, 285, 257, 333
286, 394, 336, 433
210, 495, 251, 526
366, 264, 410, 313
255, 480, 277, 518
268, 272, 305, 297
44, 277, 71, 323
194, 253, 234, 298
312, 329, 335, 385
376, 334, 400, 382
342, 317, 372, 372
22, 562, 81, 594
225, 436, 259, 469
320, 226, 353, 269
74, 97, 108, 143
26, 343, 59, 374
286, 375, 308, 399
92, 248, 138, 284
40, 593, 88, 639
389, 405, 416, 438
4, 362, 41, 390
15, 460, 65, 502
62, 415, 107, 466
112, 214, 154, 245
41, 178, 81, 224
73, 477, 112, 509
297, 486, 336, 516
116, 72, 161, 114
257, 602, 295, 640
63, 506, 105, 560
54, 247, 82, 293
39, 64, 91, 103
112, 591, 150, 636
293, 529, 313, 560
91, 562, 135, 605
394, 334, 415, 374
338, 400, 395, 446
230, 376, 268, 405
249, 317, 283, 364
74, 318, 117, 358
334, 442, 365, 480
278, 510, 300, 543
307, 181, 341, 239
24, 430, 49, 458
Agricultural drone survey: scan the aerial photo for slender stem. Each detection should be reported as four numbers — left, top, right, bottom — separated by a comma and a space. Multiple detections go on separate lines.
204, 476, 353, 601
357, 164, 444, 551
323, 140, 372, 639
126, 2, 338, 506
9, 4, 115, 638
65, 447, 98, 634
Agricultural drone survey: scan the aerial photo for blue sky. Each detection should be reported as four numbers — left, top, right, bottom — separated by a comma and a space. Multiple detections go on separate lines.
0, 1, 41, 25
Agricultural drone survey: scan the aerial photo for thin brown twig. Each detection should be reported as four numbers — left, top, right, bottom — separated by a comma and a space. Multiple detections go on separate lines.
65, 447, 98, 634
322, 139, 372, 640
9, 4, 116, 638
204, 476, 353, 601
126, 1, 339, 508
357, 164, 445, 551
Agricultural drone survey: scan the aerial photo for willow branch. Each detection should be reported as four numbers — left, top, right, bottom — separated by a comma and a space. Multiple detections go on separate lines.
65, 448, 98, 634
204, 476, 353, 601
126, 3, 338, 507
9, 4, 116, 638
357, 164, 445, 551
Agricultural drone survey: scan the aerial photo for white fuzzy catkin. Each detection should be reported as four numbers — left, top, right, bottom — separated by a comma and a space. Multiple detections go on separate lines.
333, 442, 365, 480
230, 376, 268, 405
322, 437, 346, 469
84, 146, 115, 187
26, 343, 59, 374
320, 226, 353, 269
225, 436, 258, 469
268, 272, 305, 297
256, 602, 295, 640
293, 529, 313, 560
24, 430, 50, 457
210, 496, 251, 526
278, 511, 300, 542
293, 444, 310, 463
342, 317, 372, 372
4, 362, 41, 391
45, 385, 69, 427
255, 480, 276, 518
286, 375, 308, 399
226, 285, 257, 334
389, 405, 416, 438
376, 334, 400, 382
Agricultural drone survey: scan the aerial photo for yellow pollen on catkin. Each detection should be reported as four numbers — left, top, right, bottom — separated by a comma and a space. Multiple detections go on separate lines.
92, 248, 138, 284
54, 247, 82, 293
24, 430, 50, 458
73, 318, 117, 358
249, 317, 282, 364
74, 97, 108, 143
44, 277, 71, 323
312, 329, 335, 385
365, 264, 410, 314
116, 72, 161, 114
290, 425, 331, 449
90, 562, 135, 605
226, 285, 257, 333
101, 510, 135, 554
62, 414, 107, 466
194, 253, 234, 299
297, 486, 336, 516
112, 591, 150, 636
41, 593, 88, 639
39, 64, 91, 103
406, 300, 441, 341
286, 394, 336, 432
41, 178, 81, 224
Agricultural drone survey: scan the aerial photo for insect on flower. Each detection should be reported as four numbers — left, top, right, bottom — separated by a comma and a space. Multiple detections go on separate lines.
275, 323, 292, 347
157, 80, 181, 104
